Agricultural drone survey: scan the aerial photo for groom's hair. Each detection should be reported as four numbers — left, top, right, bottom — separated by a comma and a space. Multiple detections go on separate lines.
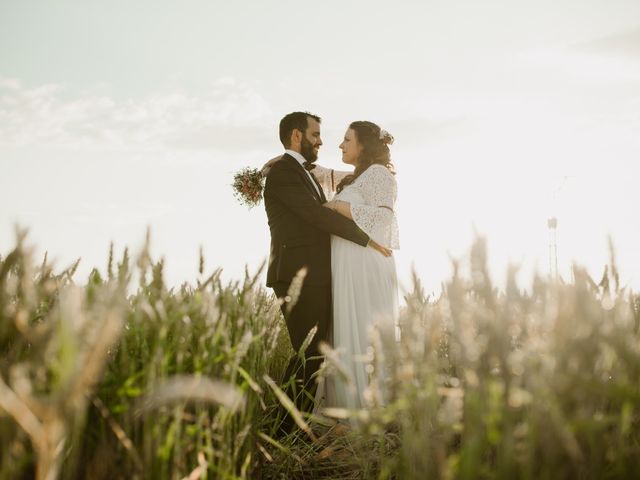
279, 111, 321, 148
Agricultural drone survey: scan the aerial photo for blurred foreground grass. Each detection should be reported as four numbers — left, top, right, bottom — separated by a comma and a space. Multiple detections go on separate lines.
1, 231, 638, 479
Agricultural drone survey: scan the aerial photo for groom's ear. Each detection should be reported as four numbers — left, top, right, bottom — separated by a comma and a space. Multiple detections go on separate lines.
291, 128, 303, 146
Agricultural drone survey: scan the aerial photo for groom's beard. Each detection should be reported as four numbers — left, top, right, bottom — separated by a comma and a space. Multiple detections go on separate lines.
300, 136, 318, 163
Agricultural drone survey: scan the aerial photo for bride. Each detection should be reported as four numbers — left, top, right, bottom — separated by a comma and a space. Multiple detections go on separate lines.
312, 121, 400, 410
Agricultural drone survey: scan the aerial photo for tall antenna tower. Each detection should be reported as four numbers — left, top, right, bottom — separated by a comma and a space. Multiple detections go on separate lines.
547, 217, 558, 281
547, 176, 570, 283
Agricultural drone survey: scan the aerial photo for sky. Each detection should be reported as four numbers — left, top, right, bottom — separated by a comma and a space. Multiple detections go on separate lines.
1, 0, 639, 295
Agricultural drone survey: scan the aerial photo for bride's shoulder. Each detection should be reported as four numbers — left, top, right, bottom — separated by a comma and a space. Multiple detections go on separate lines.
367, 164, 392, 173
363, 164, 395, 181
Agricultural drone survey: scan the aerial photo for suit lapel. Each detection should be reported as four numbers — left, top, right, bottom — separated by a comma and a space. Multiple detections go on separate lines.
308, 171, 327, 203
284, 154, 324, 203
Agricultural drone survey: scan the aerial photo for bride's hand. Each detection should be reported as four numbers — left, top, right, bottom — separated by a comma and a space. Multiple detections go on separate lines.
367, 239, 392, 257
260, 155, 283, 176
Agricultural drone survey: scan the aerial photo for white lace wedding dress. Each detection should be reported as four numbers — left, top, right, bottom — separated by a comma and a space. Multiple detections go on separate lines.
312, 164, 400, 411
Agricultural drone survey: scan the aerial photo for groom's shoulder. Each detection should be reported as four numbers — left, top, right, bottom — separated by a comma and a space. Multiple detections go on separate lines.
268, 154, 295, 176
265, 156, 294, 188
280, 152, 296, 164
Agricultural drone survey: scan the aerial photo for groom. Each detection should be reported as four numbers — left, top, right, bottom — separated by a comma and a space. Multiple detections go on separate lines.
263, 111, 390, 424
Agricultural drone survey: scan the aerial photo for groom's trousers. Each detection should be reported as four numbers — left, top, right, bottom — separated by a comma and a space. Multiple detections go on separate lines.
272, 282, 332, 426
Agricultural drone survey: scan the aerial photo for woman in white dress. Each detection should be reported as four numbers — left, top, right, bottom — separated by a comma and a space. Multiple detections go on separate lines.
313, 121, 400, 410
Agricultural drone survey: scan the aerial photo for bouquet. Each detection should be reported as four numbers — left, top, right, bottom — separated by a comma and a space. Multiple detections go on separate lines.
232, 167, 265, 209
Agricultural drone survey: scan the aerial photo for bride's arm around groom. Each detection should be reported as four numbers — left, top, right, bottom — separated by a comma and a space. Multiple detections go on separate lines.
261, 156, 350, 200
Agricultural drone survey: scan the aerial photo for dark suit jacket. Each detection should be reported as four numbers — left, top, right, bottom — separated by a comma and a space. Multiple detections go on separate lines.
264, 154, 369, 287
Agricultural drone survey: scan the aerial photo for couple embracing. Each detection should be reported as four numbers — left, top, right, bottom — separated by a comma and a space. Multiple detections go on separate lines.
262, 111, 400, 429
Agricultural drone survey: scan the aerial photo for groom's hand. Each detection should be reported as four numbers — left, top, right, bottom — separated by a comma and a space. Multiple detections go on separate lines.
367, 239, 392, 257
261, 155, 284, 176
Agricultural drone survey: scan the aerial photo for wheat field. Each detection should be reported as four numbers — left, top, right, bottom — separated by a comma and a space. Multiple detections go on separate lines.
1, 230, 638, 479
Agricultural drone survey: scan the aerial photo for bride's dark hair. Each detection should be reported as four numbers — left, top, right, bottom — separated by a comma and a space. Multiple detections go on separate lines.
336, 121, 395, 194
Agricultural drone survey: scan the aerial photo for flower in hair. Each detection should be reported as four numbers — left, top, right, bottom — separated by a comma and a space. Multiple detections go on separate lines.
379, 128, 394, 145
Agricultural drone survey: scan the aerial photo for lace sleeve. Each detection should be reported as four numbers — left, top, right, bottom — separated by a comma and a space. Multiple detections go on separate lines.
350, 165, 400, 249
311, 165, 352, 200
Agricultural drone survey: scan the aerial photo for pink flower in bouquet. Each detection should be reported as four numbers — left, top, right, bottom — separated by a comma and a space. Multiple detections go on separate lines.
232, 167, 265, 209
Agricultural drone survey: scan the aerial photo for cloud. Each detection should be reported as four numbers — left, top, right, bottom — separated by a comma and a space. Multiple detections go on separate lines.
572, 27, 640, 58
0, 76, 274, 151
517, 27, 640, 85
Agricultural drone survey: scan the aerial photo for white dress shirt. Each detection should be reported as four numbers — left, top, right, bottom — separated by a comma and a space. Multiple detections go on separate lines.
285, 149, 322, 198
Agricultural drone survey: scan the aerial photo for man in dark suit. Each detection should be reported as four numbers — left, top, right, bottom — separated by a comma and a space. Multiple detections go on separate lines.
263, 111, 390, 426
